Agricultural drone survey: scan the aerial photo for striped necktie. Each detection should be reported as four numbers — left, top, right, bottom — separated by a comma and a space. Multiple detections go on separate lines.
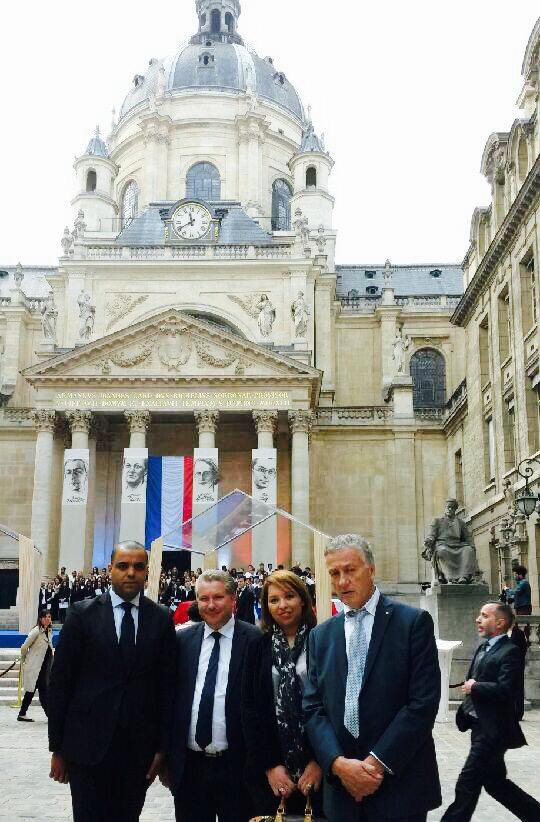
344, 608, 369, 738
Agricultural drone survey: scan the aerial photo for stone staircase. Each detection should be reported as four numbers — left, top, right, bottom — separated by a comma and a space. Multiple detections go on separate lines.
0, 648, 21, 706
0, 606, 18, 630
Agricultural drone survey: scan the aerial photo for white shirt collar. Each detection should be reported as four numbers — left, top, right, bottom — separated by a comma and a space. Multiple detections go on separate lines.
343, 586, 380, 616
204, 615, 235, 639
110, 589, 141, 609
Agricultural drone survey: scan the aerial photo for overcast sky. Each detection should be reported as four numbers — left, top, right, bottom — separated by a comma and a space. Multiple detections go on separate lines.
1, 0, 538, 267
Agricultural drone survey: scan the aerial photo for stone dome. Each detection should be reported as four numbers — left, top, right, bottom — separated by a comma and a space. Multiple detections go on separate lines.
119, 2, 304, 123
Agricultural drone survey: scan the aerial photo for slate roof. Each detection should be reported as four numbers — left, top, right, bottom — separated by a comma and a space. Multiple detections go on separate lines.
299, 123, 326, 154
336, 264, 464, 298
115, 202, 273, 246
0, 266, 56, 298
85, 129, 108, 158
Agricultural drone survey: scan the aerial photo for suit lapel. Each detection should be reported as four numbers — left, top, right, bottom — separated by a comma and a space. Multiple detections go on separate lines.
134, 595, 151, 661
360, 596, 393, 693
226, 620, 247, 704
333, 613, 348, 685
185, 623, 205, 702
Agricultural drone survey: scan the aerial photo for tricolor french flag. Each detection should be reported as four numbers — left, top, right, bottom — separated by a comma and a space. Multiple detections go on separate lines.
145, 457, 193, 547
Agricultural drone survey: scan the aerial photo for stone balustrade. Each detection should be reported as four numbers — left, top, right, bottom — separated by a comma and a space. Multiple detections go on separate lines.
84, 243, 293, 262
339, 295, 462, 313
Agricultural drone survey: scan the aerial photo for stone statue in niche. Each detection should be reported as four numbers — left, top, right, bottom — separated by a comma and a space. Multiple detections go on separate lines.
422, 498, 480, 584
77, 290, 96, 342
257, 294, 276, 338
291, 291, 310, 338
41, 293, 58, 341
392, 327, 410, 375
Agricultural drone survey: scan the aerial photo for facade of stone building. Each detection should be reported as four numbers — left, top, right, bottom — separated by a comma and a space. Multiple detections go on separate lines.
450, 18, 540, 606
0, 0, 466, 591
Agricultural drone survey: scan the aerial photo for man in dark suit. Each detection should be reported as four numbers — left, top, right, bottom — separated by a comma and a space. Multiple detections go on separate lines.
165, 569, 260, 822
235, 575, 256, 624
303, 533, 441, 822
442, 602, 540, 821
48, 541, 176, 822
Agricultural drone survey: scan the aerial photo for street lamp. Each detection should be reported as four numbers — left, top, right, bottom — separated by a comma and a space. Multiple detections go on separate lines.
515, 457, 540, 518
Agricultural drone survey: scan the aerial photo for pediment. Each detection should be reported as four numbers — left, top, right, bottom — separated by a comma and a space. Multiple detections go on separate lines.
24, 309, 320, 389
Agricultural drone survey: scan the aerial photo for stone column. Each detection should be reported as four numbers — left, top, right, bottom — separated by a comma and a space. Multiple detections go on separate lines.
289, 410, 314, 567
59, 411, 92, 572
377, 305, 400, 396
253, 410, 277, 449
120, 411, 151, 546
30, 410, 57, 575
125, 410, 151, 448
195, 410, 219, 448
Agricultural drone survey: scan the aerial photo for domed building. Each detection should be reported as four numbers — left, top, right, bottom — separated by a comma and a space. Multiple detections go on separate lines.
0, 0, 475, 603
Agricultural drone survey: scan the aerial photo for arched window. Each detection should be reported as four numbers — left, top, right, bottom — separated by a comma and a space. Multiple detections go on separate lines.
410, 348, 446, 409
225, 12, 234, 33
211, 9, 221, 33
518, 136, 529, 184
86, 169, 97, 193
186, 162, 221, 201
306, 166, 317, 188
121, 180, 139, 226
271, 178, 292, 230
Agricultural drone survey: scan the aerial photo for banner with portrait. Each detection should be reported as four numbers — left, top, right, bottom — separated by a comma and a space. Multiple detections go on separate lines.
251, 448, 277, 567
62, 449, 90, 506
121, 448, 149, 504
193, 449, 219, 506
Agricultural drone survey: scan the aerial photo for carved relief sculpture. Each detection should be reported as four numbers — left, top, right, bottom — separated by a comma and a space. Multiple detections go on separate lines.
77, 290, 96, 342
105, 294, 149, 331
61, 227, 74, 256
392, 327, 410, 375
293, 209, 310, 247
291, 291, 310, 338
13, 263, 24, 289
41, 293, 58, 342
157, 322, 192, 371
256, 294, 276, 337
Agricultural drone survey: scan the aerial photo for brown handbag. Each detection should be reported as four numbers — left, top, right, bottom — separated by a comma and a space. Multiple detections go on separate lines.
250, 793, 325, 822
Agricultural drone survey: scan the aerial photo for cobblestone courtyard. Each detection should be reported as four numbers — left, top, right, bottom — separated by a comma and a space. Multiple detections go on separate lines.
1, 705, 539, 821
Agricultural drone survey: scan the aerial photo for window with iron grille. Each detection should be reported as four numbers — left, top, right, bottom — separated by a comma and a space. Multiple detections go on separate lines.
186, 162, 221, 201
410, 348, 446, 408
271, 179, 292, 230
121, 180, 139, 226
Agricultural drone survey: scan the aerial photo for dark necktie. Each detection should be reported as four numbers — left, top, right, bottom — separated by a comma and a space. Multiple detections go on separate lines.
462, 641, 489, 716
119, 601, 136, 667
195, 631, 221, 750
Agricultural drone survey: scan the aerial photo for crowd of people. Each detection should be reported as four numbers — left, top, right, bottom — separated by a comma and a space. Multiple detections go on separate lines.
19, 542, 539, 822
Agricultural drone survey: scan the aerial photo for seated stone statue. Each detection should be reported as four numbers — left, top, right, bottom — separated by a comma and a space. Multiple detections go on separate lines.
422, 498, 479, 584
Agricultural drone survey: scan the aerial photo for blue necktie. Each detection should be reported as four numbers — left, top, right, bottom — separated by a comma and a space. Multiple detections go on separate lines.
196, 631, 221, 750
344, 608, 368, 738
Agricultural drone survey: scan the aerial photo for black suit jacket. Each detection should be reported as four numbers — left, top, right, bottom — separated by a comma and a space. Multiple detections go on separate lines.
456, 635, 527, 749
242, 630, 316, 777
168, 618, 261, 794
48, 592, 176, 766
236, 587, 256, 624
303, 595, 441, 821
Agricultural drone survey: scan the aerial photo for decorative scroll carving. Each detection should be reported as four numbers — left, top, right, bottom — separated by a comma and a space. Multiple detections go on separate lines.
227, 293, 261, 319
288, 409, 314, 435
195, 339, 239, 370
66, 410, 92, 434
194, 410, 220, 435
109, 344, 154, 369
125, 410, 151, 435
32, 409, 56, 433
105, 294, 149, 331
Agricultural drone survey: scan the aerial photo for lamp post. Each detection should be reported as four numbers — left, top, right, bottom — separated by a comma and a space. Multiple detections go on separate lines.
515, 457, 540, 518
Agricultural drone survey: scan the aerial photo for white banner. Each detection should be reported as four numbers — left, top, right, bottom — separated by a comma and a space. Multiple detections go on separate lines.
252, 448, 277, 504
121, 448, 149, 504
193, 449, 219, 505
62, 449, 90, 506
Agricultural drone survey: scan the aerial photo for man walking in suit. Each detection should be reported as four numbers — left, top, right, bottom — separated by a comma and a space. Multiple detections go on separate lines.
236, 575, 256, 624
303, 533, 441, 822
442, 602, 540, 821
166, 569, 260, 822
48, 541, 176, 822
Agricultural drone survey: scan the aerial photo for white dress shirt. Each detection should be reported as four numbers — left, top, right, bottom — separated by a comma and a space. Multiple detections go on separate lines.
188, 616, 235, 753
110, 589, 141, 642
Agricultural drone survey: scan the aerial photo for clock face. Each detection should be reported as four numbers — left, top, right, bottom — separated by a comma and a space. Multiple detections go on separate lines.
171, 202, 212, 240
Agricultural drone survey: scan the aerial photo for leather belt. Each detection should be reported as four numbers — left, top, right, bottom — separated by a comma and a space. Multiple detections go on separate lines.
188, 748, 228, 758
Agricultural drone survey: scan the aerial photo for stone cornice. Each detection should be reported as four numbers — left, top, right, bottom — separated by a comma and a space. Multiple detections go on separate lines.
453, 153, 540, 327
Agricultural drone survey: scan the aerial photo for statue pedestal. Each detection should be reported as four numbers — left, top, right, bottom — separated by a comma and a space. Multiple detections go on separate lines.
422, 582, 490, 703
390, 376, 414, 419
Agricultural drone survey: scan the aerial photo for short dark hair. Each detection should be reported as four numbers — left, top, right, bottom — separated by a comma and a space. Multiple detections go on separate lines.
492, 602, 514, 630
110, 541, 148, 565
514, 565, 528, 577
187, 601, 202, 622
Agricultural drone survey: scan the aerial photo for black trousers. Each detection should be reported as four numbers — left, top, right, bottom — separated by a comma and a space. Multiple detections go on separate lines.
68, 727, 154, 822
442, 724, 540, 821
248, 772, 324, 817
19, 659, 49, 717
359, 814, 426, 822
174, 749, 251, 822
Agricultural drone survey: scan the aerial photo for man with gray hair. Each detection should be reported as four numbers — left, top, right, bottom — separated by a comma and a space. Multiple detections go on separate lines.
164, 570, 260, 822
303, 534, 441, 822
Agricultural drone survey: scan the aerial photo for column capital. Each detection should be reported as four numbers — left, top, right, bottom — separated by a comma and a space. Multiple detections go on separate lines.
252, 410, 278, 436
65, 410, 92, 435
288, 409, 314, 435
124, 410, 151, 435
32, 409, 56, 433
194, 410, 220, 435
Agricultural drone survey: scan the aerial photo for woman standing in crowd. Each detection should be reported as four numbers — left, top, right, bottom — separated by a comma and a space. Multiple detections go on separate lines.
242, 570, 323, 816
17, 610, 54, 722
56, 577, 70, 624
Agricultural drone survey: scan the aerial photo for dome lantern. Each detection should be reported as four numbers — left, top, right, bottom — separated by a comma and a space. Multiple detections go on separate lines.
194, 0, 243, 45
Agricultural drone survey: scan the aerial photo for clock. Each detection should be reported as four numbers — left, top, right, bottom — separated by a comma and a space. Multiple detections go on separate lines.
171, 202, 212, 240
